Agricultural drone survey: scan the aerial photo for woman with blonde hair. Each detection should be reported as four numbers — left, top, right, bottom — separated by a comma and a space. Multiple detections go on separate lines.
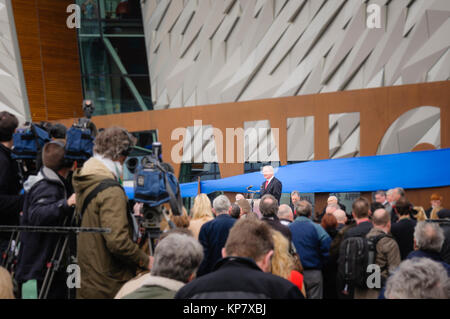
188, 194, 214, 239
413, 206, 428, 222
0, 267, 14, 299
271, 230, 306, 297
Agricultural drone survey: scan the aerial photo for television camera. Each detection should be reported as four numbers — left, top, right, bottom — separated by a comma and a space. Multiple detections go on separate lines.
126, 142, 183, 255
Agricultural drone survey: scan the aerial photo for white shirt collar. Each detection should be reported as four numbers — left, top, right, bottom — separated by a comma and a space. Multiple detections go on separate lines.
266, 176, 274, 184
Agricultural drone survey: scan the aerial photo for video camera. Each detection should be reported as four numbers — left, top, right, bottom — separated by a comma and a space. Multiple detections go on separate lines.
126, 142, 182, 242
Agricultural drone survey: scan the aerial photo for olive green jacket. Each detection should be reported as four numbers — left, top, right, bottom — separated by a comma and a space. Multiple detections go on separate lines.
73, 157, 149, 299
121, 275, 184, 299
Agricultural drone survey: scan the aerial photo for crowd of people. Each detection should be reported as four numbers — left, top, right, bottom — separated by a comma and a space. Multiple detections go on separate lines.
0, 110, 449, 299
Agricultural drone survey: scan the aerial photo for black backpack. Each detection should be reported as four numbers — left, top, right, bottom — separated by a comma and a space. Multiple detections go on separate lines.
337, 234, 387, 294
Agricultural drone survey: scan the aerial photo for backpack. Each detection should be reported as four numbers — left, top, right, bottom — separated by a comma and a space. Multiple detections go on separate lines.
337, 233, 387, 294
65, 126, 94, 161
11, 123, 50, 160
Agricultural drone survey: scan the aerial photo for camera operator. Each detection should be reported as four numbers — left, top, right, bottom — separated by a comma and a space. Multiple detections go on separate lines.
15, 141, 76, 299
73, 127, 150, 299
35, 123, 68, 174
0, 111, 24, 256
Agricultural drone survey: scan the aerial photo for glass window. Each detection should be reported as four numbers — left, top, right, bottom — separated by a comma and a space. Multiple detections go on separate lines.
76, 0, 152, 115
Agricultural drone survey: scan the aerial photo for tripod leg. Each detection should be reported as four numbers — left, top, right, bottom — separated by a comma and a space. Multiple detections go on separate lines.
40, 234, 69, 299
38, 232, 65, 299
1, 232, 13, 267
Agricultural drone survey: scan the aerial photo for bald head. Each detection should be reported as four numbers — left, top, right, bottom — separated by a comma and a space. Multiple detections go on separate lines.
326, 203, 339, 215
278, 204, 293, 222
373, 208, 390, 227
333, 209, 347, 225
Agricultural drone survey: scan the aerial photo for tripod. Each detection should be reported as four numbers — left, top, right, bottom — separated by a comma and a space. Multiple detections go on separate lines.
0, 224, 111, 299
38, 211, 76, 300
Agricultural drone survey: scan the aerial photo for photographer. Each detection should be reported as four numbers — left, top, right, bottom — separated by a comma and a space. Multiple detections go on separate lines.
73, 127, 150, 299
15, 141, 76, 299
0, 111, 23, 256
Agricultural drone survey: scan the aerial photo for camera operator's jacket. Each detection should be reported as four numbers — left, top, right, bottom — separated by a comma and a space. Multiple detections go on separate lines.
73, 157, 149, 299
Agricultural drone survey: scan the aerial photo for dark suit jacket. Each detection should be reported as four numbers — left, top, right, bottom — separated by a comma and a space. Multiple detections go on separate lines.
261, 215, 292, 242
391, 217, 417, 260
196, 214, 236, 277
260, 177, 282, 204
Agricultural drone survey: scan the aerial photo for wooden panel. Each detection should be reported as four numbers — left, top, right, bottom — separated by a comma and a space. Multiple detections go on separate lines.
12, 0, 83, 122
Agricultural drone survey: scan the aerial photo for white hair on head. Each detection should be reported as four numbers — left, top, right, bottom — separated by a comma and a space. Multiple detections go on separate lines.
262, 165, 274, 173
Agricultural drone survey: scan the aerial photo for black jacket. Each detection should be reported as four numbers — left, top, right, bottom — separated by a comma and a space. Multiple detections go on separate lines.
175, 257, 304, 299
197, 214, 236, 277
390, 217, 416, 260
343, 220, 373, 239
0, 144, 23, 242
15, 167, 73, 282
261, 215, 292, 242
260, 177, 282, 204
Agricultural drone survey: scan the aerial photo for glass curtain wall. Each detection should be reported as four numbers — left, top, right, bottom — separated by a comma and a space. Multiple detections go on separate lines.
76, 0, 152, 115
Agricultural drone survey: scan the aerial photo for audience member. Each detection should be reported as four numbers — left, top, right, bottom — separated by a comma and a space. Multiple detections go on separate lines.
426, 194, 443, 219
230, 203, 241, 219
0, 267, 14, 299
289, 200, 330, 299
175, 218, 304, 299
236, 198, 257, 219
391, 198, 417, 260
271, 230, 306, 297
187, 194, 214, 239
114, 228, 195, 299
196, 195, 236, 277
354, 209, 401, 299
374, 190, 393, 216
333, 209, 347, 230
278, 204, 294, 226
259, 194, 292, 241
385, 258, 449, 299
235, 193, 245, 202
413, 206, 428, 221
343, 198, 373, 239
290, 191, 301, 214
120, 234, 203, 299
438, 209, 450, 219
407, 222, 450, 275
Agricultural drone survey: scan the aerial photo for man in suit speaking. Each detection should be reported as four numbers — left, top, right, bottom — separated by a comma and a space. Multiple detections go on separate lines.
260, 165, 282, 204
